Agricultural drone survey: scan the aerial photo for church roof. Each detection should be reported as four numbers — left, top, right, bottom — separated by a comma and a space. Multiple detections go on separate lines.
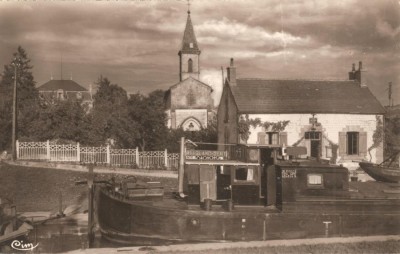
169, 76, 213, 92
230, 79, 385, 114
38, 79, 88, 91
180, 11, 200, 54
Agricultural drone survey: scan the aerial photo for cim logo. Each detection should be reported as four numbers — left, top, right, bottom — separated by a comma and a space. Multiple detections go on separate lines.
11, 240, 39, 251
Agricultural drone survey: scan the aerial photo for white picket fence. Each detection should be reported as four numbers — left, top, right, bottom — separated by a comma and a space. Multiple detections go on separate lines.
16, 140, 179, 170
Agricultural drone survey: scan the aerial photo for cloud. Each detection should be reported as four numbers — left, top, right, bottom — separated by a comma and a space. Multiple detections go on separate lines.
0, 0, 398, 105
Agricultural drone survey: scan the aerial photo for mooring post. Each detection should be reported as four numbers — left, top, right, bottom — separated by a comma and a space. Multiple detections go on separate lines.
58, 192, 64, 216
87, 164, 95, 248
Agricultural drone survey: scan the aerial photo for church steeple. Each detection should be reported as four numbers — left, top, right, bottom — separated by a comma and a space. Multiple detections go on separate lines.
179, 5, 201, 81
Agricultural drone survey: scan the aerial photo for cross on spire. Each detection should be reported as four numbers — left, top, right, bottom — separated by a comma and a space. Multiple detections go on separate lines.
187, 0, 191, 14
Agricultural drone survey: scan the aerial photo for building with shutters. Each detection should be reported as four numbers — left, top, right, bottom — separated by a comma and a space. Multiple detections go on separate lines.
217, 59, 386, 172
38, 79, 93, 109
164, 8, 215, 131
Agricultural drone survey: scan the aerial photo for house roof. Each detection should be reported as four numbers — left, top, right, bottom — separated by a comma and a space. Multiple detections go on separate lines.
38, 80, 88, 92
230, 79, 385, 114
180, 12, 200, 54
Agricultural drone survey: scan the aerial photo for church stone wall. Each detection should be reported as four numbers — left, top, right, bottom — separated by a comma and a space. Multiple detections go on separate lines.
181, 53, 199, 80
175, 109, 208, 128
170, 78, 213, 110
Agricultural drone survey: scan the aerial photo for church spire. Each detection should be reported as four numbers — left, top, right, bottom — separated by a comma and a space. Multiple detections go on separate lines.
178, 2, 201, 81
180, 5, 200, 53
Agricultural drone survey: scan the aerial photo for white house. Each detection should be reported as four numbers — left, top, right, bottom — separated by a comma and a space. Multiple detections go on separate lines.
217, 59, 385, 173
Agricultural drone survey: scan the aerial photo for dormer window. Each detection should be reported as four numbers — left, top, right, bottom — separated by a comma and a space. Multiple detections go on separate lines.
189, 42, 193, 48
57, 89, 64, 100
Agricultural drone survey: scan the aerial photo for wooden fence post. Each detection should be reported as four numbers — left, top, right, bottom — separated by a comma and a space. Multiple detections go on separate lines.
46, 140, 50, 161
136, 147, 139, 167
164, 149, 168, 168
77, 142, 80, 162
106, 145, 110, 164
16, 140, 19, 159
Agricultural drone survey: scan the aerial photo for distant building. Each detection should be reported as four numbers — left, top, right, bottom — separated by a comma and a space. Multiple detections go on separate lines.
218, 59, 386, 172
38, 79, 93, 109
164, 9, 215, 131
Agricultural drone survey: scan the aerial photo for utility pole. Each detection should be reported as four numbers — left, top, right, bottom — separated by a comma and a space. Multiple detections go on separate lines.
11, 58, 20, 161
221, 66, 224, 85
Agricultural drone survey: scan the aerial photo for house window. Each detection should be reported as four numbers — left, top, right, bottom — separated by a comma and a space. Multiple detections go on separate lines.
188, 59, 193, 73
347, 132, 359, 155
189, 42, 193, 48
235, 167, 254, 181
76, 92, 82, 99
305, 132, 321, 140
307, 174, 323, 187
267, 132, 279, 145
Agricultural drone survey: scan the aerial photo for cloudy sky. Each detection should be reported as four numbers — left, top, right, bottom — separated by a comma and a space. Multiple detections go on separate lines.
0, 0, 399, 106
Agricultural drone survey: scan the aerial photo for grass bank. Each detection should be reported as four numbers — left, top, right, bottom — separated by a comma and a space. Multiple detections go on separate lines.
0, 162, 177, 212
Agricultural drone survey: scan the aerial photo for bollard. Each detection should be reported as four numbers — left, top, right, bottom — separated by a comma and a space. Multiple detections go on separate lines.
204, 199, 212, 211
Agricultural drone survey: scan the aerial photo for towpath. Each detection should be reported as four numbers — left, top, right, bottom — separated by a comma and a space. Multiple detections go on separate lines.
65, 235, 400, 253
5, 160, 178, 178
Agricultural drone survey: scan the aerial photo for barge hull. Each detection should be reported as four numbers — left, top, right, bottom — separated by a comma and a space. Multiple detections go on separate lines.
97, 189, 400, 245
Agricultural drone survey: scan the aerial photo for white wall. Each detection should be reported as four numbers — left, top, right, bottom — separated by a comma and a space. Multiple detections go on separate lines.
244, 113, 383, 170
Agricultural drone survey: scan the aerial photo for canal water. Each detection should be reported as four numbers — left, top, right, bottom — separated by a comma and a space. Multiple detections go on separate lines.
25, 213, 126, 253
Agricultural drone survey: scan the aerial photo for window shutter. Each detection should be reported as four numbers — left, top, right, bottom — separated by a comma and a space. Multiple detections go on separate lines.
279, 132, 288, 146
359, 132, 367, 157
257, 132, 266, 145
339, 132, 346, 156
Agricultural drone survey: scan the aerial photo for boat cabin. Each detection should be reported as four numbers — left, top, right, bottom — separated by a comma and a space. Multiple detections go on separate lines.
181, 143, 349, 210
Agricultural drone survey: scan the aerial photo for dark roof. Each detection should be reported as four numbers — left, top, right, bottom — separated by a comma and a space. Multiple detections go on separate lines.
180, 12, 200, 53
230, 79, 385, 114
38, 80, 87, 92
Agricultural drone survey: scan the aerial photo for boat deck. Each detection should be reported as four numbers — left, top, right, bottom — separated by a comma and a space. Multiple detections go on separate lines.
348, 181, 400, 199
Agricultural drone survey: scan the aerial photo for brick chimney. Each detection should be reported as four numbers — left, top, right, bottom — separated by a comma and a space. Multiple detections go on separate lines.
348, 63, 356, 80
227, 58, 236, 86
349, 61, 362, 84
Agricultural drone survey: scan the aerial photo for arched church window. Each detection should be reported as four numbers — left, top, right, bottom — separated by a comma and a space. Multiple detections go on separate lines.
187, 89, 196, 106
188, 59, 193, 73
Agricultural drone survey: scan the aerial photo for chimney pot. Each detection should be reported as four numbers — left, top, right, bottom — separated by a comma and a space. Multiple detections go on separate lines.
359, 61, 362, 70
352, 63, 355, 72
227, 58, 237, 86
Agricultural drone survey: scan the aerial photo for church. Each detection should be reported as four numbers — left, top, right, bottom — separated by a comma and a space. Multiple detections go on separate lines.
164, 9, 215, 131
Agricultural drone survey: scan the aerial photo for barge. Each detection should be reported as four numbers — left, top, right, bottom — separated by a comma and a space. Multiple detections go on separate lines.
97, 138, 400, 245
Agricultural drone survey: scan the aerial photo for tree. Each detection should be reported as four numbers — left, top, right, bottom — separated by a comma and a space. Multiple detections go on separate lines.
0, 46, 39, 151
385, 107, 400, 163
128, 90, 168, 151
28, 100, 92, 143
90, 76, 137, 147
